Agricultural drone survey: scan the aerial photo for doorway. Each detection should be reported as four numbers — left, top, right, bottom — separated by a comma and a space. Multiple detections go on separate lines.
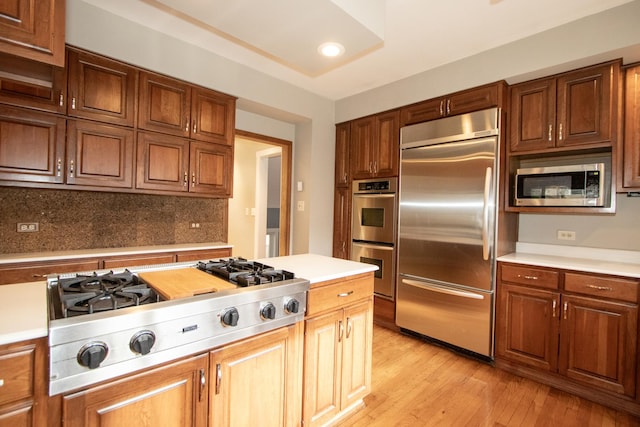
228, 130, 292, 259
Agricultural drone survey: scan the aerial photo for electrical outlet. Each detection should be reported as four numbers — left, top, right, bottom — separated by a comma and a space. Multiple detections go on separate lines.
190, 223, 201, 229
557, 230, 576, 241
17, 222, 39, 233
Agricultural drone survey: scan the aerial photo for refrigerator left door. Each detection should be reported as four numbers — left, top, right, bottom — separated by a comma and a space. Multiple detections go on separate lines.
397, 136, 497, 291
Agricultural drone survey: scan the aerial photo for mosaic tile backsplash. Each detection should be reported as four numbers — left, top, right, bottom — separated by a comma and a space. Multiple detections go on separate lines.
0, 188, 228, 254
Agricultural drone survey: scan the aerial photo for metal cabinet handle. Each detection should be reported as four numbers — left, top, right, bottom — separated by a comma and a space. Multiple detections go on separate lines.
69, 160, 74, 177
338, 291, 354, 298
439, 100, 444, 116
563, 302, 568, 320
215, 363, 222, 395
548, 124, 553, 141
199, 368, 206, 402
552, 299, 557, 318
346, 317, 352, 339
0, 379, 3, 387
338, 320, 344, 342
586, 285, 613, 291
57, 158, 62, 177
59, 93, 64, 107
185, 117, 189, 132
558, 123, 563, 141
191, 172, 196, 187
446, 99, 451, 115
71, 97, 76, 110
183, 171, 188, 186
193, 120, 197, 133
517, 274, 539, 280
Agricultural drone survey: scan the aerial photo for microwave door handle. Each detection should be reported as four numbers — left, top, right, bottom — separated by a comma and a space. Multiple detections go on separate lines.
481, 166, 492, 261
402, 279, 485, 300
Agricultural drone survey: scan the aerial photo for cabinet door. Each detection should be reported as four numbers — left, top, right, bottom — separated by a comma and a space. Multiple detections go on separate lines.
138, 71, 191, 138
136, 131, 189, 192
0, 53, 66, 113
0, 105, 65, 184
556, 62, 617, 148
496, 283, 559, 372
559, 295, 637, 397
350, 116, 375, 179
189, 141, 232, 196
67, 49, 137, 127
66, 120, 134, 188
374, 110, 399, 177
191, 88, 235, 145
332, 186, 351, 260
0, 0, 65, 66
63, 354, 208, 427
340, 299, 373, 410
509, 78, 557, 153
334, 122, 350, 187
400, 97, 443, 126
210, 325, 302, 427
623, 64, 640, 189
303, 310, 343, 427
447, 84, 501, 117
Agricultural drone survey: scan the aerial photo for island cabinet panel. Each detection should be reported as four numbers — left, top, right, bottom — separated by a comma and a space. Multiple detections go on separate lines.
0, 105, 65, 184
0, 338, 48, 427
66, 49, 138, 127
0, 0, 65, 66
66, 120, 134, 188
623, 63, 640, 189
62, 353, 209, 427
509, 60, 620, 154
303, 273, 374, 427
209, 324, 303, 427
496, 262, 640, 405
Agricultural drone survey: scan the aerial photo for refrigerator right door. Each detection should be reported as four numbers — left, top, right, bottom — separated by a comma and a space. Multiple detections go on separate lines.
397, 136, 497, 291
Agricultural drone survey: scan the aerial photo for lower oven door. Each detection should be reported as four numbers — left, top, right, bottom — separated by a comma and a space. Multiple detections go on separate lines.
351, 241, 395, 300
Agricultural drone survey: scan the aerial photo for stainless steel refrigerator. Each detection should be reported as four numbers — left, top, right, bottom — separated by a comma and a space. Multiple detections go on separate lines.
396, 108, 500, 358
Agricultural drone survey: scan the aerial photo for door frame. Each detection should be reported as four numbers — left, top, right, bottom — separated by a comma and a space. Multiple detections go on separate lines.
235, 130, 292, 256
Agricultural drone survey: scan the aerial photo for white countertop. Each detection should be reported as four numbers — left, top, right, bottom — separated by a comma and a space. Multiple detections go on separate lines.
0, 281, 48, 346
0, 242, 232, 264
254, 253, 378, 284
497, 243, 640, 278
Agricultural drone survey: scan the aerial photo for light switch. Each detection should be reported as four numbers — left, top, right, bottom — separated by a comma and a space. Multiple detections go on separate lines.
297, 181, 303, 192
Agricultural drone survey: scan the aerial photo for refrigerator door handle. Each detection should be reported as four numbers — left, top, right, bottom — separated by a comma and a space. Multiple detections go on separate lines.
482, 166, 492, 261
402, 278, 485, 300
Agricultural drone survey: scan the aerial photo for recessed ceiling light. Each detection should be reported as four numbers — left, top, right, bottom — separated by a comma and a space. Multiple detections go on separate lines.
318, 42, 345, 57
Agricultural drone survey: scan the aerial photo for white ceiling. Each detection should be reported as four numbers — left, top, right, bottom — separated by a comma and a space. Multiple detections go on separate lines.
81, 0, 634, 100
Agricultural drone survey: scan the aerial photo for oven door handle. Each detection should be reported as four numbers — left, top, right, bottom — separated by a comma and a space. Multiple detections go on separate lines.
352, 193, 395, 199
351, 241, 394, 251
402, 279, 485, 300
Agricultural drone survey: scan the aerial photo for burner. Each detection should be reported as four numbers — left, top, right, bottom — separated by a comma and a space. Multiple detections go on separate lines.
197, 258, 294, 287
56, 271, 158, 318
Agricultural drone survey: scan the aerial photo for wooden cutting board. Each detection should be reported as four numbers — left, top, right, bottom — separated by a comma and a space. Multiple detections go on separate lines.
139, 268, 237, 300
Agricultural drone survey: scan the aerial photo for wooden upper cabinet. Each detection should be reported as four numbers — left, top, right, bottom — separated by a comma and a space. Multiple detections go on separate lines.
622, 63, 640, 190
334, 122, 350, 187
0, 0, 65, 66
0, 105, 65, 184
138, 71, 191, 138
139, 72, 236, 145
400, 82, 505, 126
509, 60, 620, 154
191, 88, 235, 145
0, 53, 67, 113
136, 131, 190, 192
66, 120, 134, 188
67, 48, 138, 127
350, 110, 399, 180
189, 141, 232, 196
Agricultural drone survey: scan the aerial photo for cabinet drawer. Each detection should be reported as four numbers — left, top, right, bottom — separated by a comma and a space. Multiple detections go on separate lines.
564, 272, 638, 303
306, 274, 373, 317
0, 344, 35, 406
501, 264, 559, 290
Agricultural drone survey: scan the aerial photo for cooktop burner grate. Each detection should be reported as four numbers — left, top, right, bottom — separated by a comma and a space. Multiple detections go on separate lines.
196, 258, 294, 287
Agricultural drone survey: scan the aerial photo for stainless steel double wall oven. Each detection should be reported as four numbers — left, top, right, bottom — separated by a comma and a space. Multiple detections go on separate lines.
350, 178, 397, 299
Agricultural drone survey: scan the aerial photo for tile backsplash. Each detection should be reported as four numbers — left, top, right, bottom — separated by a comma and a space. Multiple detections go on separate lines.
0, 188, 228, 254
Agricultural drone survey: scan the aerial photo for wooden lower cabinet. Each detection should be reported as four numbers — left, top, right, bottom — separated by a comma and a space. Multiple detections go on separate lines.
209, 323, 303, 427
0, 338, 47, 427
302, 274, 373, 427
496, 262, 639, 407
62, 354, 209, 427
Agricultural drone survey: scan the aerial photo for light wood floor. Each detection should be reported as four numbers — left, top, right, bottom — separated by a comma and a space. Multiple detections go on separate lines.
338, 325, 640, 427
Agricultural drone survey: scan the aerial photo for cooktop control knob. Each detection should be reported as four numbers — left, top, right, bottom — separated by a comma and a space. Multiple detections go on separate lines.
284, 298, 300, 314
77, 342, 108, 369
130, 330, 156, 355
260, 302, 276, 320
221, 307, 240, 327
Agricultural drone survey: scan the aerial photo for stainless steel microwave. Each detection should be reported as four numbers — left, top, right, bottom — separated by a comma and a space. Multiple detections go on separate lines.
515, 163, 605, 207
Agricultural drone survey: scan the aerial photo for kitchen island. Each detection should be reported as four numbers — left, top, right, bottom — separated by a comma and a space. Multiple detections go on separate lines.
0, 252, 376, 427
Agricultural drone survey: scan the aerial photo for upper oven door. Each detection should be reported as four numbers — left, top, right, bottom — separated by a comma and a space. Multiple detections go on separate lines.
352, 193, 396, 244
